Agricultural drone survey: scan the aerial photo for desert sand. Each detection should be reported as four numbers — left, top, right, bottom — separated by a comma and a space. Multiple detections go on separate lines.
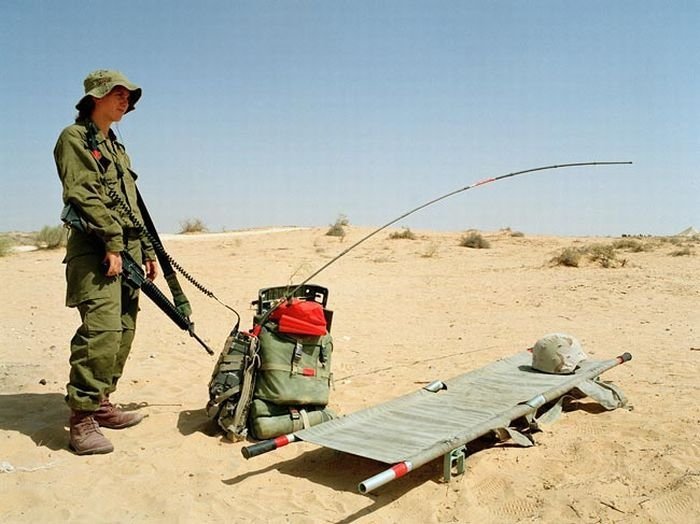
1, 227, 698, 523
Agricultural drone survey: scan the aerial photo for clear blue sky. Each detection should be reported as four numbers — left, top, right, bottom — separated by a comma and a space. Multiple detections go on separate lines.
1, 1, 697, 236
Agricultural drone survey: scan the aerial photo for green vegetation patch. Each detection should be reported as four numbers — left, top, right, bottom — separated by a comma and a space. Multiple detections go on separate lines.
34, 225, 68, 249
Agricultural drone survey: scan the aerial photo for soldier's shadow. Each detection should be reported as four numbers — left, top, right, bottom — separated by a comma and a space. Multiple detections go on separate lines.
0, 393, 68, 451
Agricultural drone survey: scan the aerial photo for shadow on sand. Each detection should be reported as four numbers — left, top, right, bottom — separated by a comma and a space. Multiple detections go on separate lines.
0, 393, 68, 451
213, 399, 609, 522
176, 407, 222, 437
0, 394, 160, 452
223, 445, 444, 523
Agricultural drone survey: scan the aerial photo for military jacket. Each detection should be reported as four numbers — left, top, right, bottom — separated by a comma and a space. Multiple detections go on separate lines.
54, 120, 155, 261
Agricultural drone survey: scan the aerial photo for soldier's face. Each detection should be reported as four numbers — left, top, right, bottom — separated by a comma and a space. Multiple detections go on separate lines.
93, 86, 131, 123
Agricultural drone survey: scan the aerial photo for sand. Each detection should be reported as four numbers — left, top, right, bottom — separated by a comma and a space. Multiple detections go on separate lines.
1, 227, 698, 523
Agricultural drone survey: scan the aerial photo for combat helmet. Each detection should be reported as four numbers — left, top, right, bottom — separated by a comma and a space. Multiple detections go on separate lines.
531, 333, 587, 374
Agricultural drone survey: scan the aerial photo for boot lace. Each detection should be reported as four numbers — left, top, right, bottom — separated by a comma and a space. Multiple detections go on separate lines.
76, 415, 101, 435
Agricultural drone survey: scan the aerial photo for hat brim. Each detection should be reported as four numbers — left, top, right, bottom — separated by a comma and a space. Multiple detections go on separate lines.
75, 82, 142, 113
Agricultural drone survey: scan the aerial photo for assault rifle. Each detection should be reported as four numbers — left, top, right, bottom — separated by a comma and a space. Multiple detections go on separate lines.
61, 203, 214, 355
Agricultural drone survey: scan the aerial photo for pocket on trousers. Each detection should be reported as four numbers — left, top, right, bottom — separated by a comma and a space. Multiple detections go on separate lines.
77, 298, 122, 333
66, 253, 120, 307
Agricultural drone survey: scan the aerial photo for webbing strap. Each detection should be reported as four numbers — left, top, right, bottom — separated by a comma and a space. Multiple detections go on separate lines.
493, 426, 534, 447
213, 385, 241, 404
228, 338, 260, 440
258, 362, 330, 378
299, 409, 311, 429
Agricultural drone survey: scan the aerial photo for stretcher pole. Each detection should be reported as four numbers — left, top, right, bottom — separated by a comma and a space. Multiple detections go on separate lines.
242, 433, 299, 459
358, 352, 632, 494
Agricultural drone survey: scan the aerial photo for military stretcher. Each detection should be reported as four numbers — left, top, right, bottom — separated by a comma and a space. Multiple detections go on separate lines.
242, 350, 631, 493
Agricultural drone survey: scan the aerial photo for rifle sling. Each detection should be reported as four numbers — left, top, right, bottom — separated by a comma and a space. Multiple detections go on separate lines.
133, 187, 193, 314
135, 188, 176, 276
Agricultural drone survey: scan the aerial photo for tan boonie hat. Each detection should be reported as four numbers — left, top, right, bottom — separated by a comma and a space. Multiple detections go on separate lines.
531, 333, 587, 374
76, 69, 142, 113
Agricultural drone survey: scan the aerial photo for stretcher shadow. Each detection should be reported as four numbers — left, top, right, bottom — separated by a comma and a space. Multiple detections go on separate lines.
223, 434, 511, 522
223, 446, 442, 516
0, 393, 67, 451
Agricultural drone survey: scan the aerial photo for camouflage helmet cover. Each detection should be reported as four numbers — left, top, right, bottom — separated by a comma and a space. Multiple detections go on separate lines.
76, 69, 142, 113
531, 333, 587, 374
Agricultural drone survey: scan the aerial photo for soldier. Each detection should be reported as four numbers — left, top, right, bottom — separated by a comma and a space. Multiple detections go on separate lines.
54, 70, 158, 455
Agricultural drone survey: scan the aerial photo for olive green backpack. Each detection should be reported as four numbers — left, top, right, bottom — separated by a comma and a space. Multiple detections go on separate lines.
207, 285, 336, 441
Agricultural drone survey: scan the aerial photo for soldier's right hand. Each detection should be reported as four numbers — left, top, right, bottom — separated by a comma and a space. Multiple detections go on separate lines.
103, 251, 123, 277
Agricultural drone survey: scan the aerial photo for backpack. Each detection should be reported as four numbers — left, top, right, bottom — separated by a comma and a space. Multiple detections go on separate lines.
207, 285, 336, 441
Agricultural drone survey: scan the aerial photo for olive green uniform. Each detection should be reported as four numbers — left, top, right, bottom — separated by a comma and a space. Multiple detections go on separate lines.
54, 120, 155, 411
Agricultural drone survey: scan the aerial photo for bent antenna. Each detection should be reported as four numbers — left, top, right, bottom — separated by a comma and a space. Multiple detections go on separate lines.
288, 161, 632, 299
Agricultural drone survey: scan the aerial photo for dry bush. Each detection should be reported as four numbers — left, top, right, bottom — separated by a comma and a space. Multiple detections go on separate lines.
0, 235, 13, 257
552, 243, 628, 268
34, 225, 68, 249
388, 227, 417, 240
585, 243, 619, 268
551, 247, 582, 267
659, 236, 685, 246
501, 227, 524, 238
326, 214, 349, 238
669, 247, 692, 257
612, 238, 651, 252
179, 218, 208, 234
459, 231, 490, 249
420, 241, 439, 258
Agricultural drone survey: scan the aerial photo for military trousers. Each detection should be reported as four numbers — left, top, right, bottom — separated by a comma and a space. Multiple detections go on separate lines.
65, 238, 141, 411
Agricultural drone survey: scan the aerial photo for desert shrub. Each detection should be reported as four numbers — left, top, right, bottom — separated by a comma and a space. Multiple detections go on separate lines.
326, 214, 349, 238
34, 225, 68, 249
660, 236, 684, 246
551, 247, 582, 267
612, 239, 649, 252
0, 235, 13, 257
388, 227, 416, 240
179, 218, 208, 234
420, 241, 439, 258
500, 227, 524, 238
552, 243, 628, 268
669, 247, 692, 257
585, 243, 619, 268
459, 231, 490, 249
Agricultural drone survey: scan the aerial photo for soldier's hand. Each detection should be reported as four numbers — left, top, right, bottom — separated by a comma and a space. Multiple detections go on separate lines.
103, 251, 122, 277
145, 259, 158, 281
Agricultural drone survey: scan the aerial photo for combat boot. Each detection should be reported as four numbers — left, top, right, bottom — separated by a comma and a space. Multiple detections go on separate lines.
69, 411, 114, 455
94, 399, 144, 429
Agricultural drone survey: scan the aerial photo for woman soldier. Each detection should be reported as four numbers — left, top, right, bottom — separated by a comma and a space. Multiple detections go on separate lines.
54, 70, 158, 455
